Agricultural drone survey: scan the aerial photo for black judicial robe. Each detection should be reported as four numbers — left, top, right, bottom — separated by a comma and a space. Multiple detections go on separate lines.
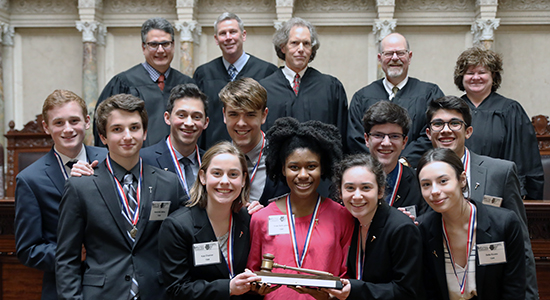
260, 67, 348, 150
93, 64, 194, 147
193, 54, 278, 149
347, 78, 444, 167
463, 92, 544, 200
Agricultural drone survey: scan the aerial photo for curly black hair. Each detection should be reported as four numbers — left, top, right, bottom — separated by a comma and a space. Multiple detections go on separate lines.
265, 117, 343, 183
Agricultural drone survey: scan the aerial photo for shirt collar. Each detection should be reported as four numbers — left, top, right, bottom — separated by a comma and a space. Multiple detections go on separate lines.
54, 144, 87, 166
222, 52, 250, 73
244, 133, 265, 163
383, 76, 409, 97
282, 65, 307, 87
142, 61, 171, 83
165, 137, 198, 166
110, 158, 140, 183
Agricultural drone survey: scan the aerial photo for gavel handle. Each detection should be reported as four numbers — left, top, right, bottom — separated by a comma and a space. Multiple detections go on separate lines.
273, 263, 334, 277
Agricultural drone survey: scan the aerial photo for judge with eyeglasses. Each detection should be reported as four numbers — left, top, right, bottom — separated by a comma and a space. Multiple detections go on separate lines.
93, 17, 195, 147
347, 32, 444, 167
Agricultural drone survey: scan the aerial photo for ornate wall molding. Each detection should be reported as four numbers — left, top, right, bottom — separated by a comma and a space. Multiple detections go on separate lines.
499, 0, 550, 11
376, 0, 394, 5
175, 20, 200, 43
295, 0, 374, 12
373, 19, 396, 42
0, 0, 8, 11
2, 24, 13, 46
76, 21, 99, 42
10, 0, 78, 14
198, 0, 274, 13
104, 0, 176, 14
177, 0, 197, 6
78, 0, 102, 9
471, 18, 500, 45
396, 0, 473, 11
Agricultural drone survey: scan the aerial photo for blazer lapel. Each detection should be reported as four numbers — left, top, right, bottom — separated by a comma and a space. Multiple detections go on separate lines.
192, 207, 230, 279
43, 149, 66, 194
232, 211, 249, 273
428, 216, 449, 300
133, 164, 157, 245
474, 201, 491, 298
94, 162, 132, 248
157, 143, 176, 172
470, 153, 487, 201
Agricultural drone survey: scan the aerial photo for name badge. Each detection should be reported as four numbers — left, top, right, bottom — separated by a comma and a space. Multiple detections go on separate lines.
482, 195, 502, 207
399, 205, 417, 219
268, 215, 289, 236
149, 201, 171, 221
193, 241, 220, 266
477, 241, 506, 265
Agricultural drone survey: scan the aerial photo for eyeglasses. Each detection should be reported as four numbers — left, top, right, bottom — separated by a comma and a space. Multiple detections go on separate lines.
367, 132, 406, 141
429, 119, 466, 132
145, 41, 174, 51
380, 50, 409, 58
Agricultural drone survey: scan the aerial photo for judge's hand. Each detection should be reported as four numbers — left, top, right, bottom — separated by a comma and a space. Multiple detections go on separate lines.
250, 281, 281, 295
289, 286, 331, 300
323, 279, 350, 300
246, 201, 264, 215
229, 269, 261, 296
70, 160, 99, 177
397, 207, 418, 225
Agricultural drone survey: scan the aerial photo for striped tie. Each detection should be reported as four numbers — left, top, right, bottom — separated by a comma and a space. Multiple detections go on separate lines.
228, 64, 238, 81
122, 173, 139, 300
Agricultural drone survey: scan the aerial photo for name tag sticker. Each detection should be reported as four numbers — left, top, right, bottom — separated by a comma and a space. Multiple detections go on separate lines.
482, 195, 503, 207
193, 242, 220, 266
149, 201, 171, 221
399, 205, 417, 219
268, 215, 289, 236
478, 241, 506, 265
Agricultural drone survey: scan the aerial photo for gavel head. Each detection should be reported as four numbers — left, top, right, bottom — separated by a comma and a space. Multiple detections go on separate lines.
260, 253, 275, 272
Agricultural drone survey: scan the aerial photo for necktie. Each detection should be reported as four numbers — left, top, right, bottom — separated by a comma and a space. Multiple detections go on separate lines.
228, 64, 238, 81
66, 159, 78, 169
180, 157, 195, 191
122, 173, 140, 299
391, 86, 399, 99
293, 74, 300, 95
157, 74, 165, 91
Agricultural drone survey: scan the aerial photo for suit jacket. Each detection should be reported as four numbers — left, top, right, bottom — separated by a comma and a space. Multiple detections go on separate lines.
468, 151, 538, 300
55, 161, 187, 300
346, 201, 423, 300
390, 164, 426, 215
14, 146, 107, 300
158, 205, 253, 300
419, 200, 525, 300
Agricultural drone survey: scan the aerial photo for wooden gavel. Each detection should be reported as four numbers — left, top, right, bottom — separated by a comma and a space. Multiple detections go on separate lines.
259, 253, 334, 277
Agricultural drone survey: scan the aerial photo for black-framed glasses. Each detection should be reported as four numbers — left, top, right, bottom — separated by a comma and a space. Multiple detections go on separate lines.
380, 50, 409, 58
145, 41, 174, 51
429, 119, 466, 132
367, 132, 406, 141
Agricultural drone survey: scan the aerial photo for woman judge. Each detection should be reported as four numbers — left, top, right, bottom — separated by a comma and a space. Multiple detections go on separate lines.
158, 142, 260, 300
326, 154, 423, 300
454, 47, 543, 200
417, 148, 525, 300
247, 117, 354, 300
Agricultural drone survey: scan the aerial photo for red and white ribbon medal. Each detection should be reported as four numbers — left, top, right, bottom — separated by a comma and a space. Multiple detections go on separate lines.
167, 136, 201, 194
225, 213, 235, 278
286, 194, 321, 268
106, 156, 142, 228
249, 131, 265, 184
388, 162, 403, 206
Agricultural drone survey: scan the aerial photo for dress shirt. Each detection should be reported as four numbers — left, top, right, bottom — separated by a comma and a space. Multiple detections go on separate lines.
282, 65, 307, 87
54, 144, 88, 177
222, 52, 250, 74
142, 61, 171, 83
383, 76, 409, 100
244, 137, 267, 202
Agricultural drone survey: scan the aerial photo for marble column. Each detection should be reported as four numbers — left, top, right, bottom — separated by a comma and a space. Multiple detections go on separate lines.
0, 24, 12, 142
76, 21, 100, 145
373, 19, 397, 79
471, 18, 500, 50
175, 21, 200, 77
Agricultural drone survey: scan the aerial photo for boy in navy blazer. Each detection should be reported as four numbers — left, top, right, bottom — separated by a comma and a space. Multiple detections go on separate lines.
14, 90, 107, 300
56, 94, 187, 300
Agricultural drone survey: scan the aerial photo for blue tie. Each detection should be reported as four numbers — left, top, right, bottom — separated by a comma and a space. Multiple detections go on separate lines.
228, 64, 238, 81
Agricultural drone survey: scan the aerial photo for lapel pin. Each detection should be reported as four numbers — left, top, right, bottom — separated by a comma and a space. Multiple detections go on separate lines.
433, 250, 438, 258
164, 168, 168, 171
371, 236, 376, 242
239, 231, 243, 238
149, 186, 153, 193
475, 182, 480, 190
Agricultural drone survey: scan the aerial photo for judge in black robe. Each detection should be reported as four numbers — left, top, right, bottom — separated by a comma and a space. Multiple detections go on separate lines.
463, 92, 543, 200
260, 67, 348, 149
194, 55, 278, 148
347, 77, 444, 166
93, 64, 194, 147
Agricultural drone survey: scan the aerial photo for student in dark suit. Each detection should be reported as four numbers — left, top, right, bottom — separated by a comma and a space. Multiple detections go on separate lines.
94, 17, 194, 147
362, 100, 425, 215
194, 12, 278, 148
158, 141, 261, 300
14, 90, 107, 300
417, 148, 525, 300
56, 94, 187, 300
425, 95, 538, 299
141, 83, 208, 196
219, 78, 289, 206
326, 154, 422, 300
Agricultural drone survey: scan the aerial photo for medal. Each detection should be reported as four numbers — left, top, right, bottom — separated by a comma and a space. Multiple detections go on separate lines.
130, 227, 138, 239
167, 136, 201, 194
286, 194, 321, 268
249, 131, 265, 184
388, 162, 403, 206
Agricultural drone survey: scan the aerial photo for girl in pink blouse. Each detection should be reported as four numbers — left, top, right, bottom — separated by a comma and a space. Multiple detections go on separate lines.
247, 117, 354, 300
